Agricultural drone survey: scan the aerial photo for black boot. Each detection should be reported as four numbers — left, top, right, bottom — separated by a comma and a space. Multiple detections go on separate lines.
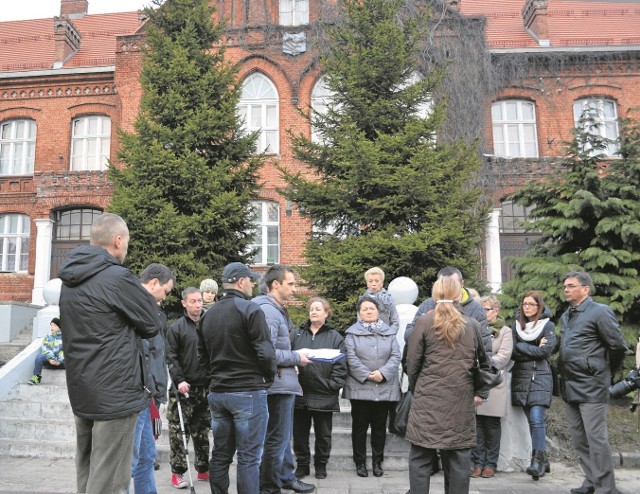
543, 451, 550, 473
372, 462, 383, 477
356, 463, 368, 477
526, 450, 546, 480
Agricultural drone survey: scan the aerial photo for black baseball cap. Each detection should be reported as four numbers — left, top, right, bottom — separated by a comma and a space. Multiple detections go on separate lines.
221, 262, 260, 283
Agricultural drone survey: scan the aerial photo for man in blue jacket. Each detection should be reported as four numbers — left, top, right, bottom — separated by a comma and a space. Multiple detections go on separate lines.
58, 213, 163, 494
559, 271, 628, 494
254, 265, 315, 494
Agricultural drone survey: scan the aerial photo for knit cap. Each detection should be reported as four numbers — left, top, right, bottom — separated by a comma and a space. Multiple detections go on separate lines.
200, 279, 219, 293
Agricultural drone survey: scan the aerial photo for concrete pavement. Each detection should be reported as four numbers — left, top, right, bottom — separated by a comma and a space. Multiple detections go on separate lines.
1, 456, 639, 494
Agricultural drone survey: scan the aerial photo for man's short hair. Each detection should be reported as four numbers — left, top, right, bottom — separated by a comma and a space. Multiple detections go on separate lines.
90, 213, 128, 248
364, 267, 385, 281
181, 286, 201, 300
262, 264, 294, 291
437, 266, 463, 280
140, 263, 175, 285
564, 271, 594, 293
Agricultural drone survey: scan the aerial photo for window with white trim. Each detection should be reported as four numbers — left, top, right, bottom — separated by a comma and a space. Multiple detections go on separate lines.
249, 201, 280, 265
238, 74, 279, 154
311, 76, 334, 143
70, 115, 111, 171
0, 214, 30, 272
0, 119, 36, 176
573, 98, 619, 157
279, 0, 309, 26
491, 100, 539, 158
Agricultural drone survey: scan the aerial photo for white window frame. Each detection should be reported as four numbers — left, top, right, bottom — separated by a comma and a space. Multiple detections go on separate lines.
0, 119, 36, 176
70, 115, 111, 171
238, 74, 279, 154
573, 97, 619, 157
0, 213, 30, 273
249, 200, 280, 265
279, 0, 309, 26
491, 100, 539, 158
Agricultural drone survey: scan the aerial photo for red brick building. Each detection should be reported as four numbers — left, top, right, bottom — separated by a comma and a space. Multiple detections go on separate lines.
1, 0, 639, 303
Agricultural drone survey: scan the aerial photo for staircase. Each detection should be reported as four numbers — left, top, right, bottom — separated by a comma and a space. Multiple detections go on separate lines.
0, 368, 411, 470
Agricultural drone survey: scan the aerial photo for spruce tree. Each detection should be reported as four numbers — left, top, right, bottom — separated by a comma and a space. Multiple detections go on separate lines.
279, 0, 487, 327
108, 0, 263, 293
501, 112, 640, 327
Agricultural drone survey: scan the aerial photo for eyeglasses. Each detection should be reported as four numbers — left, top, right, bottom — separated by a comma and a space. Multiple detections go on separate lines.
521, 302, 539, 308
563, 284, 587, 290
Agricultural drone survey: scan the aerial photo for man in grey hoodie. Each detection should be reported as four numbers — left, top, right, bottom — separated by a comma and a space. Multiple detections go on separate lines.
254, 265, 315, 494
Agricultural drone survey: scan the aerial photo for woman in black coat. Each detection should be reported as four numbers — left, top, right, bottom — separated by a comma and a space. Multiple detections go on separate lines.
292, 297, 347, 480
511, 290, 556, 481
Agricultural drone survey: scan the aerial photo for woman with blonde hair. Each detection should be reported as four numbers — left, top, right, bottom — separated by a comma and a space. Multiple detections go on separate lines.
406, 276, 490, 493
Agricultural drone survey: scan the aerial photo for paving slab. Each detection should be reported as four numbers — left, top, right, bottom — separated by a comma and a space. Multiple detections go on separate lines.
1, 456, 639, 494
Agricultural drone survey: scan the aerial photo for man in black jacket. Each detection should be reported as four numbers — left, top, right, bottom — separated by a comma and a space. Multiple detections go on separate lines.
559, 271, 628, 494
197, 262, 276, 494
58, 213, 163, 494
166, 287, 211, 488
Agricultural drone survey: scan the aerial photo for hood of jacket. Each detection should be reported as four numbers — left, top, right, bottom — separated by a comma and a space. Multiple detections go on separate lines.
58, 245, 119, 287
345, 318, 396, 337
252, 293, 286, 315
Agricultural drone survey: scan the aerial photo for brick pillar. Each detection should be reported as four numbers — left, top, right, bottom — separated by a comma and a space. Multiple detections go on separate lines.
60, 0, 88, 18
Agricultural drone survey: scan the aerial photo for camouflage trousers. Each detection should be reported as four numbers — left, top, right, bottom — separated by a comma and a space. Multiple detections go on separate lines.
166, 385, 211, 474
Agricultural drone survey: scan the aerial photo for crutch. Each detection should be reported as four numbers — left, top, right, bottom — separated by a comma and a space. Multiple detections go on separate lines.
170, 378, 197, 494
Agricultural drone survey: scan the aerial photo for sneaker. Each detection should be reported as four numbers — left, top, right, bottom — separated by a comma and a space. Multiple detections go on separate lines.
171, 473, 187, 489
28, 375, 41, 385
295, 465, 310, 478
197, 471, 209, 482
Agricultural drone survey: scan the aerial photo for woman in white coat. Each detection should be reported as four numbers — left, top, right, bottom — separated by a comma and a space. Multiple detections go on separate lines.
471, 295, 513, 478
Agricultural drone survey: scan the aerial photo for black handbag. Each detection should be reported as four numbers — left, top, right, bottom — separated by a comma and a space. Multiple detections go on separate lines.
473, 328, 503, 393
389, 390, 412, 437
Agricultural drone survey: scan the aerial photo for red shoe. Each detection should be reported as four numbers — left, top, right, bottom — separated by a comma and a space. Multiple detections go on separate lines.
171, 473, 187, 489
481, 467, 495, 478
197, 471, 209, 482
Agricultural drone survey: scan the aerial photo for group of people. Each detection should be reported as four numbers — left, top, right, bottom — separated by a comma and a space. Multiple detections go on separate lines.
53, 212, 634, 494
403, 268, 630, 494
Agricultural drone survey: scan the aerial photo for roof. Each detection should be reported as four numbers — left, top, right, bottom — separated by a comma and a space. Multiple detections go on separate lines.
459, 0, 640, 50
0, 12, 142, 73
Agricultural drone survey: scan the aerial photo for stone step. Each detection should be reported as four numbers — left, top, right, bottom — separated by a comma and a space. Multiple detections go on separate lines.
13, 382, 70, 402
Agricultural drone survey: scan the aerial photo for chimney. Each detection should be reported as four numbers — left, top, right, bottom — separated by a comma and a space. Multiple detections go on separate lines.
522, 0, 550, 46
53, 17, 82, 68
60, 0, 89, 19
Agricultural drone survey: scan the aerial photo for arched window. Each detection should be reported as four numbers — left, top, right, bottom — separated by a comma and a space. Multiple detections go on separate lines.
573, 97, 619, 157
50, 208, 103, 278
0, 119, 36, 175
238, 74, 279, 154
310, 76, 334, 143
491, 100, 539, 158
54, 208, 103, 241
0, 213, 30, 272
279, 0, 309, 26
70, 115, 111, 171
249, 201, 280, 265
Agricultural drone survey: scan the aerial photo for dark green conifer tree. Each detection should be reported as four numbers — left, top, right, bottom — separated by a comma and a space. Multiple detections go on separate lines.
279, 0, 487, 326
108, 0, 263, 292
501, 112, 640, 327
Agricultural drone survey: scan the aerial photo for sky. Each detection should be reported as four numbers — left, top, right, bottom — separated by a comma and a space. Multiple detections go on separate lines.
0, 1, 153, 22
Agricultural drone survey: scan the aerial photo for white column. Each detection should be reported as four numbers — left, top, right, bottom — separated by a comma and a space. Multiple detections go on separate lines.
485, 208, 502, 293
31, 219, 54, 306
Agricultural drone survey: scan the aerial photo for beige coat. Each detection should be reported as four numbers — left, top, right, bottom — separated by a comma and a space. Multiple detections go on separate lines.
405, 313, 480, 450
476, 325, 513, 417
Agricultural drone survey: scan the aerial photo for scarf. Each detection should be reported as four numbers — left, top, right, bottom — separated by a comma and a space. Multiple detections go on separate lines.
360, 320, 384, 334
489, 315, 506, 337
515, 317, 549, 342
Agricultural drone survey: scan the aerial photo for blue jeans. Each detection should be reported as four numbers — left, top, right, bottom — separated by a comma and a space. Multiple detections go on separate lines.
32, 353, 64, 375
472, 415, 502, 469
260, 394, 298, 494
524, 405, 546, 451
128, 406, 157, 494
208, 390, 268, 494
